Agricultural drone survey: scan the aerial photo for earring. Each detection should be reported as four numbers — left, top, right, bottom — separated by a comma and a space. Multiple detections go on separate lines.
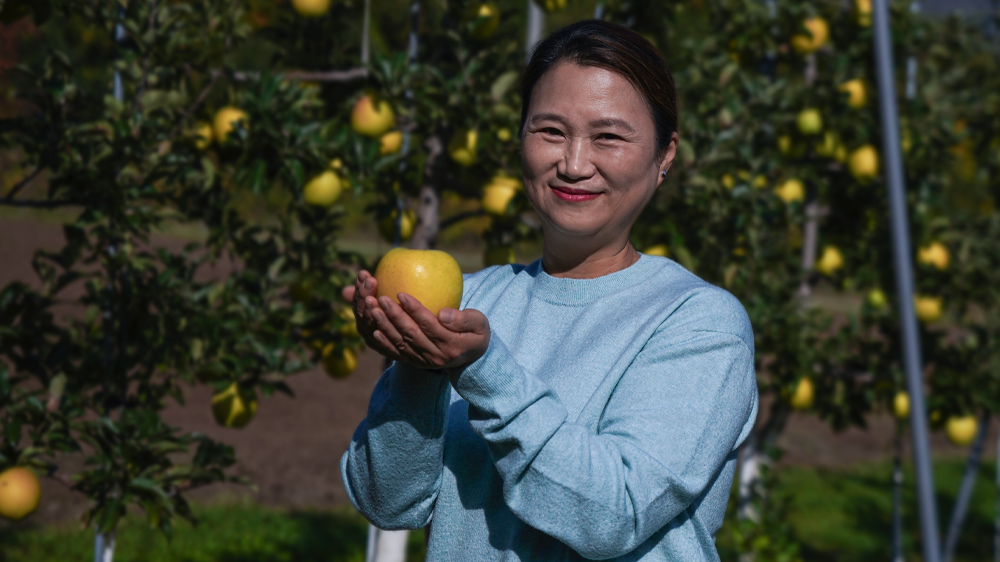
660, 170, 667, 179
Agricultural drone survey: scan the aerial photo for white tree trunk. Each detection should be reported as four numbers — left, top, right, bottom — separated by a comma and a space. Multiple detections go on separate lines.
525, 0, 544, 63
94, 531, 115, 562
367, 526, 409, 562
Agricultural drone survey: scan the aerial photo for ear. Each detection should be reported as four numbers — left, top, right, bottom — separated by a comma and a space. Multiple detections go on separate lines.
655, 132, 680, 187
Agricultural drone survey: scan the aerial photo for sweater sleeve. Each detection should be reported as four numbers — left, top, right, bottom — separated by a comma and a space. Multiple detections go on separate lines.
340, 361, 452, 530
447, 324, 757, 560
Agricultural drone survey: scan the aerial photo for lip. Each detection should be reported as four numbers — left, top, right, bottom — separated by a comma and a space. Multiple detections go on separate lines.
550, 185, 602, 202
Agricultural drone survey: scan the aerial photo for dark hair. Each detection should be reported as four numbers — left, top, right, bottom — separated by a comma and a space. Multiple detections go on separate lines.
520, 20, 678, 154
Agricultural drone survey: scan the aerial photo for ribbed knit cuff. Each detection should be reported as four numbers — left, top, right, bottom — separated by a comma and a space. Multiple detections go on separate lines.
386, 362, 451, 419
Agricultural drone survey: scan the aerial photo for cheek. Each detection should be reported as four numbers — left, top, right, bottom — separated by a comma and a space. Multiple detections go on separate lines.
521, 136, 561, 177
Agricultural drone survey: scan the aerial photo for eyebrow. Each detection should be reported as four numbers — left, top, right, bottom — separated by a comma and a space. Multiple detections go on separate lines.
528, 113, 637, 134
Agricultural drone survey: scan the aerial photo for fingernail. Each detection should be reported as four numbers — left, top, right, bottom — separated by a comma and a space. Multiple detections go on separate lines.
373, 310, 384, 323
398, 293, 409, 306
365, 278, 374, 290
439, 308, 454, 323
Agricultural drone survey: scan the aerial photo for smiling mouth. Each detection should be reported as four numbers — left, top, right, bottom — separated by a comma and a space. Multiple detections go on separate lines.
550, 185, 601, 202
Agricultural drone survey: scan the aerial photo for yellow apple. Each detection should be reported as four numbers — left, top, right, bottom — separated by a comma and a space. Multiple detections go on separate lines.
467, 2, 500, 41
775, 178, 805, 203
379, 131, 403, 155
483, 245, 516, 267
917, 242, 949, 270
839, 79, 867, 109
322, 346, 357, 379
213, 106, 248, 144
642, 244, 669, 257
481, 175, 521, 215
448, 128, 478, 167
816, 246, 844, 275
797, 108, 823, 135
721, 174, 735, 190
291, 0, 331, 17
351, 95, 395, 138
374, 248, 463, 316
914, 295, 942, 323
855, 0, 872, 26
0, 467, 41, 521
893, 391, 909, 419
791, 17, 829, 54
777, 135, 793, 155
211, 383, 258, 429
867, 288, 887, 309
789, 377, 815, 410
496, 128, 512, 142
378, 209, 416, 243
303, 171, 342, 207
538, 0, 567, 13
945, 415, 978, 447
849, 145, 879, 182
815, 131, 842, 158
193, 122, 213, 150
338, 307, 359, 338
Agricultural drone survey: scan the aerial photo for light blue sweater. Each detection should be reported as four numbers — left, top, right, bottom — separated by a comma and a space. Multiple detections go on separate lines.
341, 255, 758, 561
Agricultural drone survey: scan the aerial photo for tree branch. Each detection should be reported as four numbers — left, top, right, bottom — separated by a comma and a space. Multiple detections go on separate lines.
228, 68, 369, 82
4, 167, 43, 201
439, 209, 486, 230
0, 199, 83, 208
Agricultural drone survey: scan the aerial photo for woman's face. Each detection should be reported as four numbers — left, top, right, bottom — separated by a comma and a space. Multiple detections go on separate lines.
521, 62, 675, 246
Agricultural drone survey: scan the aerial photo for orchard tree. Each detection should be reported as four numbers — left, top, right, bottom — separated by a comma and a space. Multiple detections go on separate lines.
0, 0, 367, 558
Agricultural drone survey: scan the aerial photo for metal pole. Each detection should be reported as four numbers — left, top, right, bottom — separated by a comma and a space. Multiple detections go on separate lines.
871, 1, 941, 561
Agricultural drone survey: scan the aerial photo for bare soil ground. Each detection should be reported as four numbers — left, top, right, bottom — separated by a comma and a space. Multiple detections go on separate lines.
1, 215, 995, 527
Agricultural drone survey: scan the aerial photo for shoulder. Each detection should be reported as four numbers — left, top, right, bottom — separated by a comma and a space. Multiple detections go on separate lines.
459, 263, 527, 309
641, 256, 754, 354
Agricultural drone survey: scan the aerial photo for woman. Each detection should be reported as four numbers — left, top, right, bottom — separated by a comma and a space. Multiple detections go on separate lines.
341, 20, 758, 562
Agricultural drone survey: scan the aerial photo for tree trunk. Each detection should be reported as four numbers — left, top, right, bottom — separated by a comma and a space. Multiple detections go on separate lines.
736, 401, 790, 522
411, 135, 442, 250
94, 531, 115, 562
525, 0, 544, 63
366, 526, 409, 562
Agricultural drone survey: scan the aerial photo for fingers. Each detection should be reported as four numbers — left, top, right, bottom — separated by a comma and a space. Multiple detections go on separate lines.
438, 308, 488, 335
341, 285, 355, 303
376, 295, 440, 358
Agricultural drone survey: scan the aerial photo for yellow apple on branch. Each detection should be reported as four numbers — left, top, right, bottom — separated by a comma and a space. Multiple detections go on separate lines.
351, 95, 395, 137
0, 467, 41, 521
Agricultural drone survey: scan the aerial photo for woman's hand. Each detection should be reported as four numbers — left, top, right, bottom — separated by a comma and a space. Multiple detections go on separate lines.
343, 270, 491, 371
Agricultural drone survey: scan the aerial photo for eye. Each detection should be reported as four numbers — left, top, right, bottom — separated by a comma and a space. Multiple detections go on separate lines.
596, 133, 622, 141
540, 128, 563, 136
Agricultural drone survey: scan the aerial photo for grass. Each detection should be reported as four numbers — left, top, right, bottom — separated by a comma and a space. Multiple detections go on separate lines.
718, 457, 998, 562
0, 461, 995, 562
0, 500, 427, 562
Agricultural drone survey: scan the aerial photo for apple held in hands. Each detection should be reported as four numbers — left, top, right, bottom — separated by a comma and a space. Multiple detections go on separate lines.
374, 248, 463, 316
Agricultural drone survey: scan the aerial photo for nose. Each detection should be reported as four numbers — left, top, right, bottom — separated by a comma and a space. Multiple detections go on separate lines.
556, 137, 596, 181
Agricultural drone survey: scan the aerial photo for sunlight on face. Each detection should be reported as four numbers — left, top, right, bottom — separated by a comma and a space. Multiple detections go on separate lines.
521, 62, 671, 244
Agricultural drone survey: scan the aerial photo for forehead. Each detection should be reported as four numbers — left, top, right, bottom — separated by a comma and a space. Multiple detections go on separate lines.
528, 62, 650, 127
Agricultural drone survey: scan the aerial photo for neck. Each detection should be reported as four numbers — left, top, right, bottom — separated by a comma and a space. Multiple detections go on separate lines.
541, 233, 639, 279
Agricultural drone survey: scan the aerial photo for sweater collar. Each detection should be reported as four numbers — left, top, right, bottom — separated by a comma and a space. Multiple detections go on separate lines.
524, 253, 661, 306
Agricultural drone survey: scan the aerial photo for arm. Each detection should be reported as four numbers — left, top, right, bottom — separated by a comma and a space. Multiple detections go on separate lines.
339, 270, 488, 529
448, 327, 757, 560
340, 361, 451, 530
